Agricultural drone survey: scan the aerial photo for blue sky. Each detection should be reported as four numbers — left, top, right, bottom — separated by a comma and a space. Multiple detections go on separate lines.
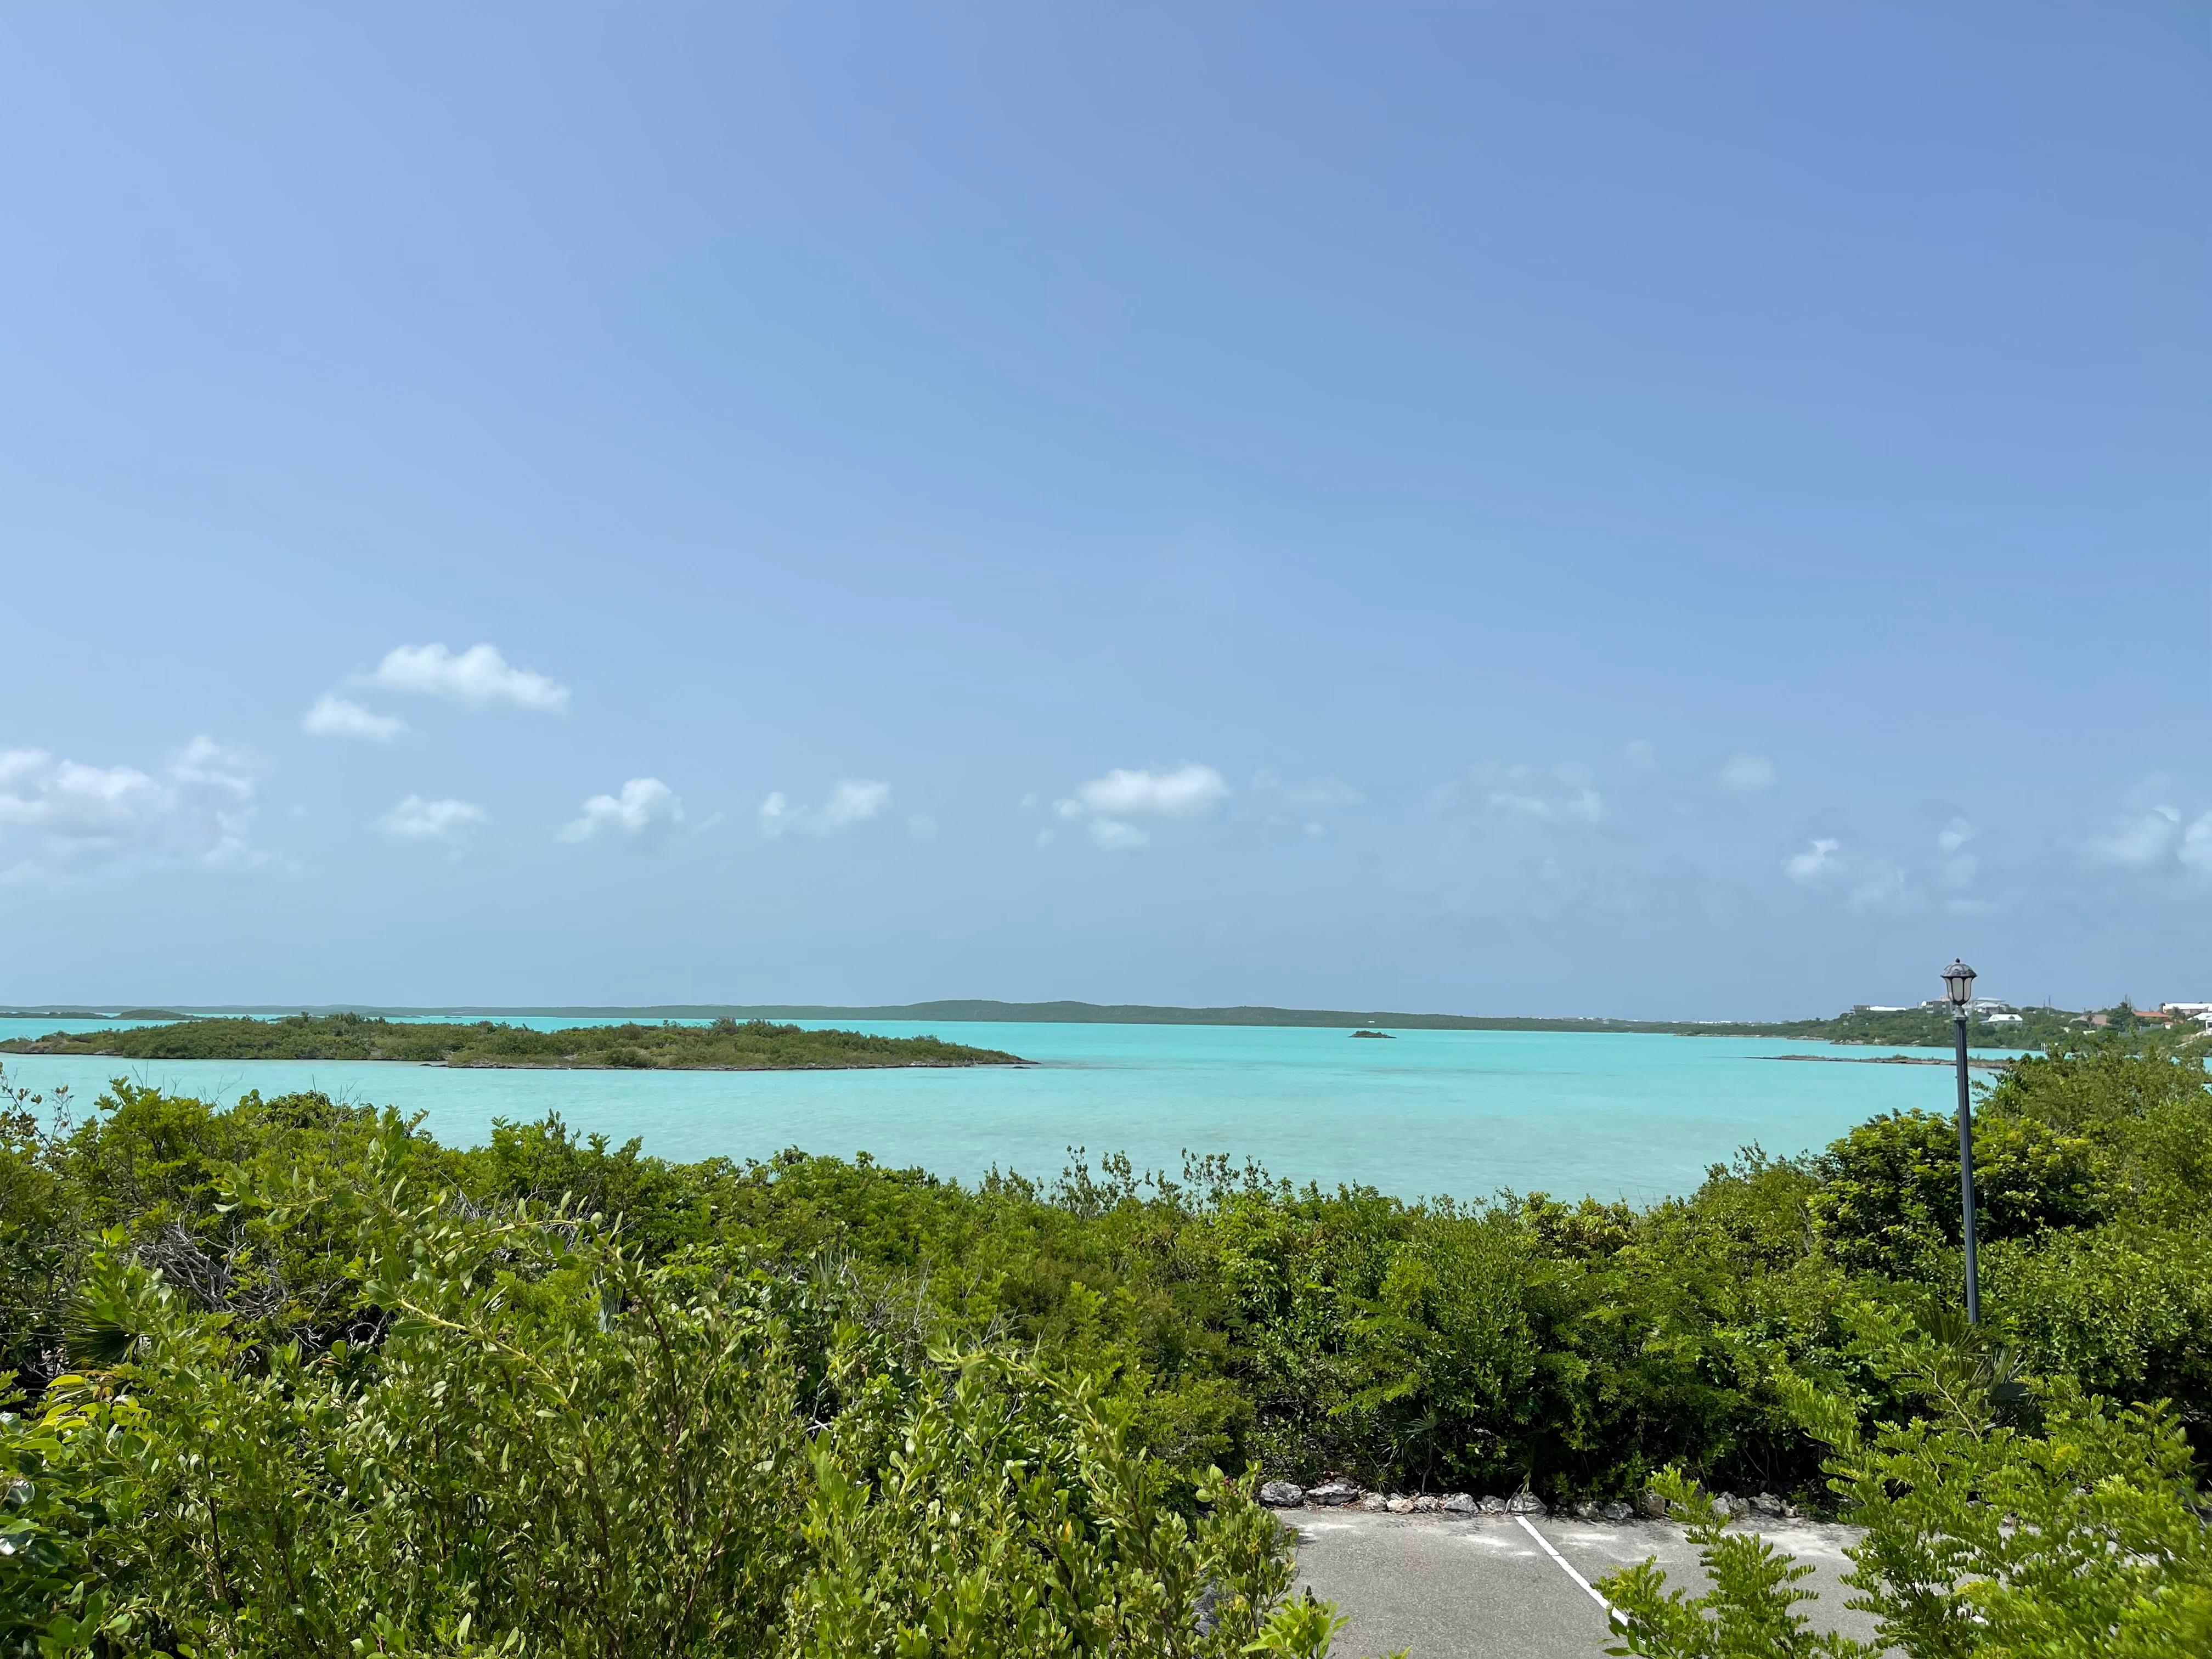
2, 5, 2205, 1016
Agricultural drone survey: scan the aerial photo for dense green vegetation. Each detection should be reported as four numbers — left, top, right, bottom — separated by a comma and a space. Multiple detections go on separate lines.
1601, 1320, 2212, 1655
1, 1125, 1320, 1656
2, 1031, 2204, 1654
1701, 1004, 2083, 1049
0, 1013, 1022, 1070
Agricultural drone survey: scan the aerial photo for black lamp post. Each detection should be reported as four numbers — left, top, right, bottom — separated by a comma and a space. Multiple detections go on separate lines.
1942, 958, 1980, 1324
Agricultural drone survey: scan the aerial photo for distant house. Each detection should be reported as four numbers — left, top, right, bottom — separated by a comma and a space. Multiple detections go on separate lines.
1983, 1012, 2023, 1024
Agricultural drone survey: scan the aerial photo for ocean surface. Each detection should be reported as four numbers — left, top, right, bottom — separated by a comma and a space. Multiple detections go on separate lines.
0, 1015, 1996, 1204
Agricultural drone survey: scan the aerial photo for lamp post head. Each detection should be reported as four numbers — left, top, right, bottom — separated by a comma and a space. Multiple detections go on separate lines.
1942, 958, 1978, 1011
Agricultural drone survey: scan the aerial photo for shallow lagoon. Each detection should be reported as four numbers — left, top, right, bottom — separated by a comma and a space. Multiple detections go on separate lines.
0, 1015, 1991, 1204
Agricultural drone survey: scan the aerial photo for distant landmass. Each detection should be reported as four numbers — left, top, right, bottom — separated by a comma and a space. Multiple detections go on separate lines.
0, 1008, 196, 1022
12, 998, 1626, 1026
0, 998, 2078, 1049
0, 1013, 1023, 1071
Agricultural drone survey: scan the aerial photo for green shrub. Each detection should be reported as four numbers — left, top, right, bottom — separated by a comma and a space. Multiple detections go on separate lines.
2, 1146, 1329, 1658
1985, 1224, 2212, 1410
1601, 1302, 2212, 1658
1809, 1109, 2111, 1278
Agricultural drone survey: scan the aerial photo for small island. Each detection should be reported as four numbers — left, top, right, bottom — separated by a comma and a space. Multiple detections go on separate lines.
1350, 1029, 1395, 1039
0, 1012, 1025, 1071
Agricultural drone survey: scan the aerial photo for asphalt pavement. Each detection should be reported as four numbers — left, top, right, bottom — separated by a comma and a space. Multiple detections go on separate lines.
1288, 1506, 1880, 1658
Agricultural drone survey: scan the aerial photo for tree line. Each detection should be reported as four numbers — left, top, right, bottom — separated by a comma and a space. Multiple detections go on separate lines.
0, 1013, 1022, 1070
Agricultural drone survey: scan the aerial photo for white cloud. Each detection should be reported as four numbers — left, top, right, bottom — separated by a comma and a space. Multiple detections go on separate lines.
758, 779, 892, 839
1781, 835, 1914, 912
1849, 860, 1913, 913
2081, 794, 2212, 887
304, 695, 407, 742
562, 777, 683, 843
822, 778, 890, 830
1934, 817, 1978, 888
376, 795, 489, 843
1718, 754, 1776, 794
1046, 764, 1226, 850
1784, 838, 1843, 885
2181, 813, 2212, 878
368, 643, 570, 713
2085, 804, 2181, 869
1483, 765, 1605, 827
1251, 769, 1363, 807
0, 755, 168, 838
1066, 764, 1228, 820
171, 735, 262, 798
0, 740, 278, 879
202, 812, 273, 872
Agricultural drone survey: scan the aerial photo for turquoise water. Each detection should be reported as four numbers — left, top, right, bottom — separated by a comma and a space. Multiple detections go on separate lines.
0, 1016, 1985, 1204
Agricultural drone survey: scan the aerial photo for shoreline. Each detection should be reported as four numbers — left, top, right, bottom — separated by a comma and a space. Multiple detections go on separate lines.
0, 1050, 1029, 1073
428, 1057, 1031, 1072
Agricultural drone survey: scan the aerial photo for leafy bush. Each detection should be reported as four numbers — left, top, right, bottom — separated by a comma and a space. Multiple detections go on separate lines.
3, 1138, 1330, 1658
1601, 1302, 2212, 1658
1984, 1224, 2212, 1414
1808, 1109, 2111, 1279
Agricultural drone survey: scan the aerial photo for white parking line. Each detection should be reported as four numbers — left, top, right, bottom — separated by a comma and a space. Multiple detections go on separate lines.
1516, 1516, 1627, 1629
